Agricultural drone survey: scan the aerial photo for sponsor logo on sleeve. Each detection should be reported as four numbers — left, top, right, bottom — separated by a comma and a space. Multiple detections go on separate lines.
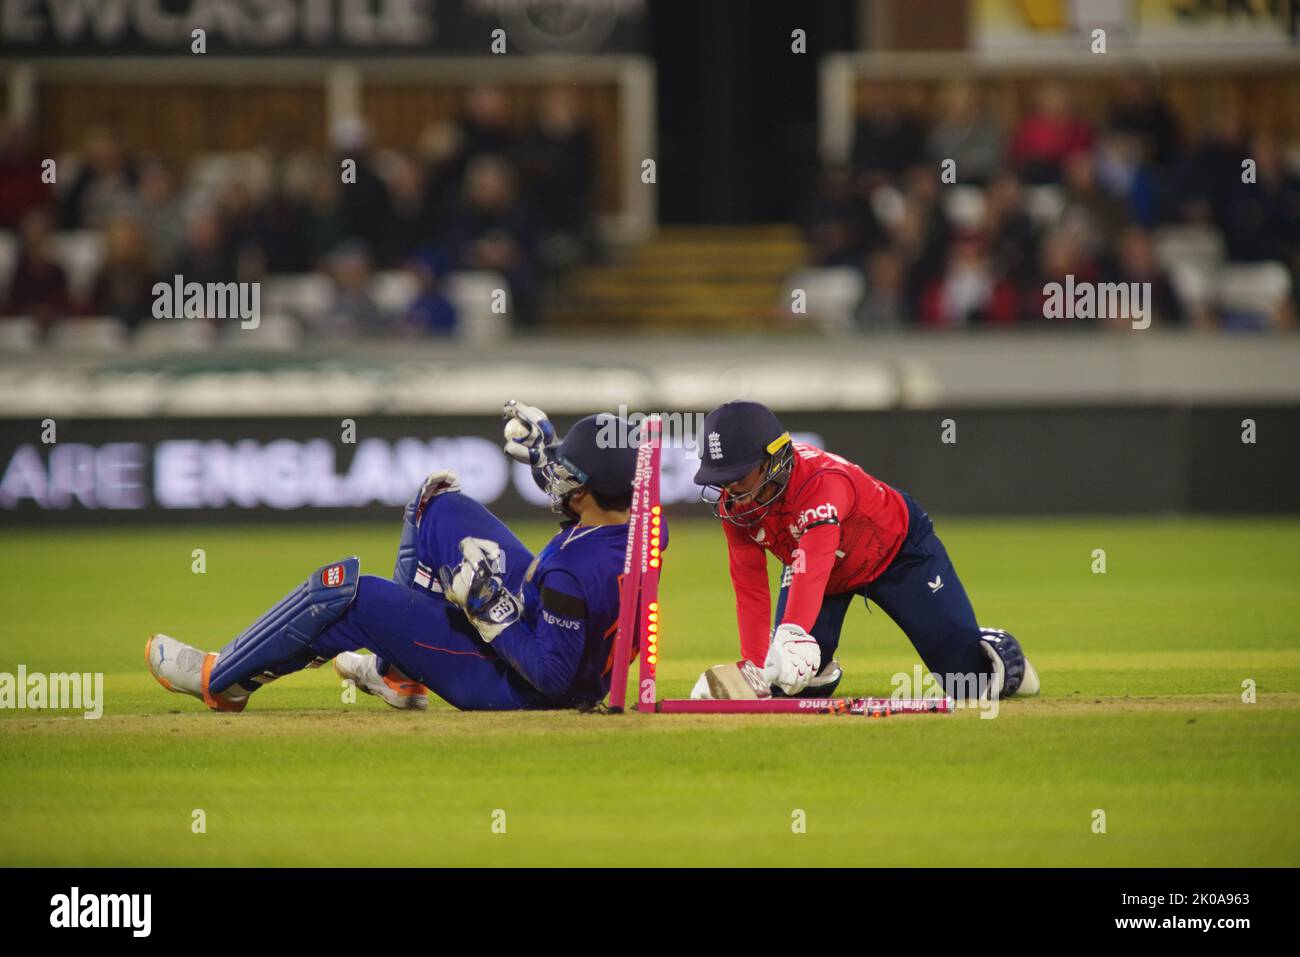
541, 609, 583, 631
796, 503, 838, 531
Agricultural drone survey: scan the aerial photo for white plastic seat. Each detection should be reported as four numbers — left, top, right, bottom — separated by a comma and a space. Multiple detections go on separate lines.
0, 316, 40, 352
0, 231, 18, 301
444, 271, 508, 342
133, 319, 216, 353
49, 230, 105, 304
1023, 185, 1066, 230
944, 186, 988, 231
1154, 224, 1225, 274
1217, 262, 1292, 323
47, 316, 128, 352
261, 273, 334, 320
225, 313, 302, 351
372, 270, 420, 317
781, 267, 865, 332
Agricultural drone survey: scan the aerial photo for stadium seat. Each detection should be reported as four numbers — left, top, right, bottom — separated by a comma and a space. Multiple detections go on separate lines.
1023, 186, 1066, 230
943, 186, 988, 231
1217, 262, 1292, 327
225, 314, 302, 351
781, 267, 865, 333
261, 273, 334, 320
47, 317, 128, 352
1154, 225, 1225, 275
0, 316, 40, 353
371, 270, 420, 317
445, 271, 509, 342
133, 319, 216, 353
0, 231, 17, 300
49, 231, 105, 304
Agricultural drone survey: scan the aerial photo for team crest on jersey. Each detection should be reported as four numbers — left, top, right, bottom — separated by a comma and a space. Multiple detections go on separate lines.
321, 563, 346, 587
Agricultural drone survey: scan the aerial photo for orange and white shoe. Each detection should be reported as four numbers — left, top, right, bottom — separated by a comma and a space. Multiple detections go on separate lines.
145, 634, 248, 713
334, 652, 428, 711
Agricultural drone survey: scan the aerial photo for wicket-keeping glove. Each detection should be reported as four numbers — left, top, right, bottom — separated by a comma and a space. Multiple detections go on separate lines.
414, 468, 461, 525
763, 623, 821, 696
438, 537, 523, 643
502, 400, 558, 469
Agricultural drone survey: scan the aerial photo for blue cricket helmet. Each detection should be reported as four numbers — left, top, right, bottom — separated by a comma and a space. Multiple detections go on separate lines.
552, 413, 640, 499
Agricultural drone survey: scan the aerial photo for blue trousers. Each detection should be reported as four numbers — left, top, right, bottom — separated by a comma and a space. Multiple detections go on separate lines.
773, 492, 987, 683
222, 493, 548, 710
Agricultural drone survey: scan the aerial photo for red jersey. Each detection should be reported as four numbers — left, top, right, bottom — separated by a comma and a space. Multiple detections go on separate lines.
722, 442, 909, 664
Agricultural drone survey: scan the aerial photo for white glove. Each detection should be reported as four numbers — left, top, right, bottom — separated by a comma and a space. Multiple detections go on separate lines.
503, 400, 557, 468
438, 537, 521, 643
763, 623, 821, 696
414, 468, 461, 524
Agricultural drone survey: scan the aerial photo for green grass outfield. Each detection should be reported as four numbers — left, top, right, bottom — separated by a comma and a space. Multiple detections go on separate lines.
2, 517, 1298, 867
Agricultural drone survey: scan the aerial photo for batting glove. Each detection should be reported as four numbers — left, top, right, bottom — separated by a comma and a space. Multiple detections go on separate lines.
438, 537, 523, 643
502, 400, 558, 469
763, 623, 822, 696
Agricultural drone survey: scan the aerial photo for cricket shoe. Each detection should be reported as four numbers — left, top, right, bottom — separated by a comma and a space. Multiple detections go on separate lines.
980, 629, 1040, 698
334, 652, 428, 711
145, 634, 248, 712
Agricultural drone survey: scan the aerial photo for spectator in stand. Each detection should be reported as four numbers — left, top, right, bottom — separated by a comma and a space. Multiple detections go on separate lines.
445, 155, 540, 329
1009, 83, 1094, 184
918, 233, 1018, 328
802, 164, 886, 267
1022, 229, 1102, 324
258, 159, 312, 274
59, 124, 137, 229
517, 85, 598, 270
1173, 101, 1247, 226
981, 171, 1040, 284
217, 179, 266, 282
4, 207, 72, 329
383, 153, 433, 268
1102, 226, 1189, 329
1094, 131, 1159, 227
1059, 149, 1131, 257
855, 248, 910, 330
86, 215, 159, 333
455, 86, 520, 176
402, 246, 458, 337
925, 82, 1004, 186
850, 86, 925, 185
1107, 72, 1180, 171
330, 117, 392, 259
173, 208, 236, 289
320, 242, 391, 341
300, 160, 351, 270
1217, 132, 1300, 264
416, 121, 465, 237
891, 165, 952, 306
0, 119, 52, 231
134, 158, 187, 272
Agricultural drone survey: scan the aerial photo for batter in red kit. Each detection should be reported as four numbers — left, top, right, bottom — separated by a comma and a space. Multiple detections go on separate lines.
692, 400, 1040, 702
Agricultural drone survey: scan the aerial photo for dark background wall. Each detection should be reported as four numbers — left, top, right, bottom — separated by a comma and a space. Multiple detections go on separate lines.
3, 406, 1296, 526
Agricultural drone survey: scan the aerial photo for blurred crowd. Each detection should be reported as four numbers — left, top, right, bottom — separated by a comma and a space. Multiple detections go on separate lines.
804, 77, 1300, 329
0, 84, 599, 340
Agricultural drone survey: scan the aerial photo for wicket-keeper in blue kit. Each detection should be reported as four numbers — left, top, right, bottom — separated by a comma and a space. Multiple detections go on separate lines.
146, 403, 655, 712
